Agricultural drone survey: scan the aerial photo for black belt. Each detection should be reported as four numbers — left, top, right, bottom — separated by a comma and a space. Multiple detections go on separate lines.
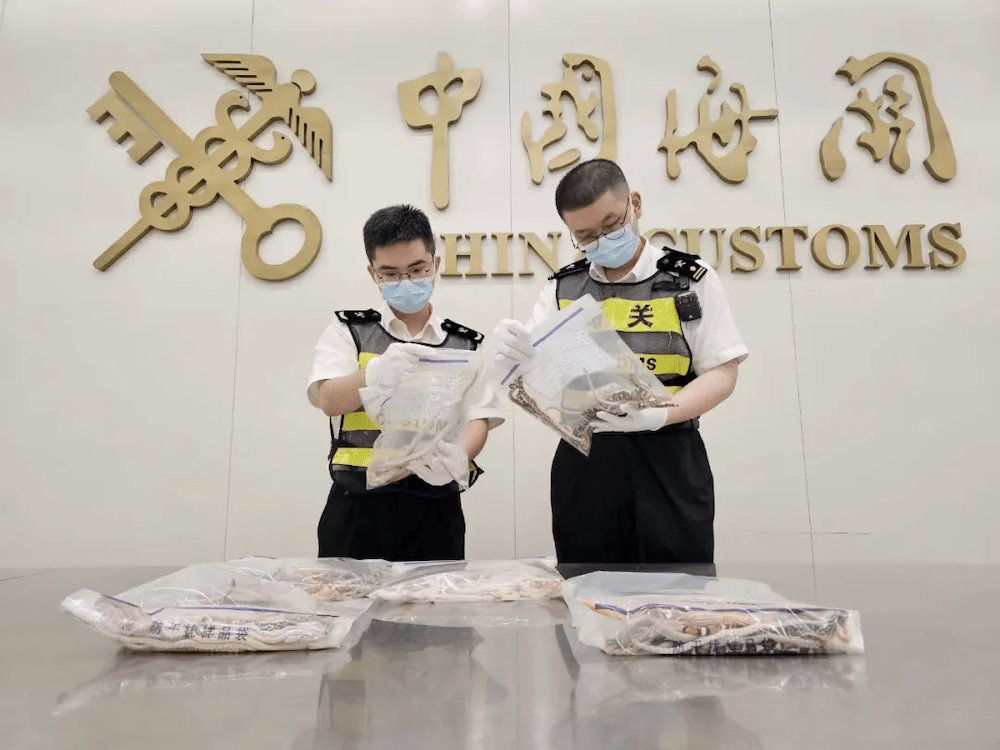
330, 470, 460, 498
659, 418, 699, 432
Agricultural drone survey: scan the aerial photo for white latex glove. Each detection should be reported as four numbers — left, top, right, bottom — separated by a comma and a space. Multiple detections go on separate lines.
409, 443, 469, 487
489, 319, 535, 372
364, 343, 424, 392
591, 403, 670, 434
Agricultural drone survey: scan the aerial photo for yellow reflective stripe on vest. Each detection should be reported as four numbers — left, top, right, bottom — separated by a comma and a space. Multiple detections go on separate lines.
635, 353, 691, 377
340, 354, 381, 433
341, 410, 379, 431
559, 297, 682, 334
330, 448, 372, 467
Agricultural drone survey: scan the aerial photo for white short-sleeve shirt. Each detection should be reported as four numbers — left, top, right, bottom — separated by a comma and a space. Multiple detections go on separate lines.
526, 237, 748, 375
307, 303, 505, 429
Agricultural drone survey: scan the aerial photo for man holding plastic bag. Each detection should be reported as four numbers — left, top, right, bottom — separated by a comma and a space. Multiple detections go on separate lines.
308, 205, 503, 562
490, 159, 747, 565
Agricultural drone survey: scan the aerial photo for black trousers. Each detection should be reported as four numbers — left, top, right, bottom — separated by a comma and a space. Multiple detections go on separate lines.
550, 425, 715, 564
318, 480, 465, 562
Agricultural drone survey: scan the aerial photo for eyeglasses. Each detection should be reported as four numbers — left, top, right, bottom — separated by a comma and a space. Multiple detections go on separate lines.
571, 203, 632, 253
374, 265, 434, 285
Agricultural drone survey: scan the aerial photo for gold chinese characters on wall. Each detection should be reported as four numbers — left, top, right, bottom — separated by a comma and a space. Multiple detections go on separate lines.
659, 56, 778, 185
819, 53, 956, 182
522, 54, 618, 185
88, 50, 961, 281
400, 49, 955, 192
398, 52, 482, 210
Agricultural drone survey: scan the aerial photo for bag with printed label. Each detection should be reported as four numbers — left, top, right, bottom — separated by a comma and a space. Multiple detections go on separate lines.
563, 572, 864, 657
498, 295, 674, 456
59, 558, 387, 652
361, 349, 480, 490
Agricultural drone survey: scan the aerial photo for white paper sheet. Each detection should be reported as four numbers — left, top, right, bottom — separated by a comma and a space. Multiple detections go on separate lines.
521, 329, 617, 399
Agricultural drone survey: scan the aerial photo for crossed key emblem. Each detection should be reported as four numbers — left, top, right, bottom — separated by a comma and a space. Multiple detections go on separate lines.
88, 55, 333, 281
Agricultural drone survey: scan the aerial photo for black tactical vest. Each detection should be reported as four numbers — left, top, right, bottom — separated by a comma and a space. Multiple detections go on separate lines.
552, 248, 706, 392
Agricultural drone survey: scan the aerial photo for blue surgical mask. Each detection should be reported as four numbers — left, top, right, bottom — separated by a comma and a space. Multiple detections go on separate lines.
585, 226, 641, 269
379, 278, 434, 314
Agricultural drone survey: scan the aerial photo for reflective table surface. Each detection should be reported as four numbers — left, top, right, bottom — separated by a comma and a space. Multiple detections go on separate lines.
1, 563, 998, 749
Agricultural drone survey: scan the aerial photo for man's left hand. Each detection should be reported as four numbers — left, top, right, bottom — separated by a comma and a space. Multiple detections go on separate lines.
591, 403, 670, 434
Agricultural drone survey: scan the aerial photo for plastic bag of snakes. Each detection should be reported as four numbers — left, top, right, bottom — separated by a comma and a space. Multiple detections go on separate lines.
373, 558, 564, 603
562, 572, 864, 657
497, 295, 674, 455
360, 348, 480, 490
59, 558, 387, 652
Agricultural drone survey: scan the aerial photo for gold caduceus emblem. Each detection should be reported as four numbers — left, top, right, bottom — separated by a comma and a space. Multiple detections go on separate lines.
88, 54, 333, 281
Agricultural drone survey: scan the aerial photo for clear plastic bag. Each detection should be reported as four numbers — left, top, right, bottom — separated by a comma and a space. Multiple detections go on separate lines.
228, 556, 392, 600
499, 295, 674, 455
563, 572, 864, 656
361, 349, 480, 490
59, 558, 386, 652
374, 559, 564, 603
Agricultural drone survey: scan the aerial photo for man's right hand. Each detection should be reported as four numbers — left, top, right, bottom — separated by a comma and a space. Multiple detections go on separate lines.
364, 343, 424, 392
490, 319, 536, 371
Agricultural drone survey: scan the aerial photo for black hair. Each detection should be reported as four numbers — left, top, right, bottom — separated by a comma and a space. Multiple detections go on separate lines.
554, 158, 630, 217
362, 204, 435, 262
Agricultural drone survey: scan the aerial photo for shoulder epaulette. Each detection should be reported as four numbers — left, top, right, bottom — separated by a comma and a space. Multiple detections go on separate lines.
548, 257, 590, 280
657, 248, 708, 282
335, 309, 381, 324
442, 319, 485, 344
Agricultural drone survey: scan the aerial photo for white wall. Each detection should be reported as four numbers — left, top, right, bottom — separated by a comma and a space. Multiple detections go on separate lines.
1, 0, 997, 567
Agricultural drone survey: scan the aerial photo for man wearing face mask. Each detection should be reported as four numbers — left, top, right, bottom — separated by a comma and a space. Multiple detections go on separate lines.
490, 159, 747, 565
308, 204, 503, 561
